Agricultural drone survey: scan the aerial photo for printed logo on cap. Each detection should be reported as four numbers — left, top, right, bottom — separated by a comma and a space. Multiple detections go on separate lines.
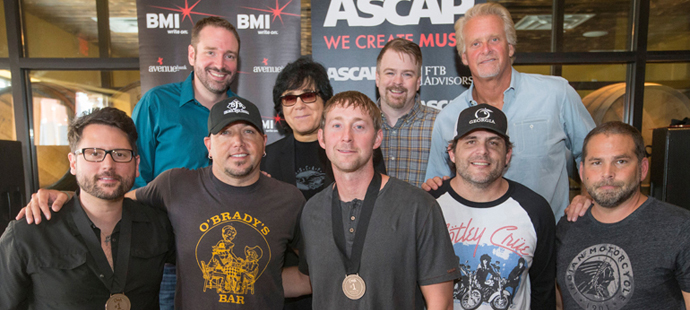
469, 107, 495, 125
225, 99, 250, 115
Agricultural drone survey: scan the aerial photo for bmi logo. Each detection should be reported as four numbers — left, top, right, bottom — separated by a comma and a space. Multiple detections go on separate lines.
237, 0, 299, 34
224, 99, 249, 115
146, 0, 221, 32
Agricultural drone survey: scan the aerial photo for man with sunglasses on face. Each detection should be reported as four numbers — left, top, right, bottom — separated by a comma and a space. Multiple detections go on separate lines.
262, 56, 386, 310
0, 108, 174, 310
263, 56, 386, 202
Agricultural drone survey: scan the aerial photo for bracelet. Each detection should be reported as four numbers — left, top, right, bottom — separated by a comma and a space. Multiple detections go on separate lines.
60, 191, 73, 200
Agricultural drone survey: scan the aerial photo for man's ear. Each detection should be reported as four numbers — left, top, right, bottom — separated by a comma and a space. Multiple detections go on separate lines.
188, 44, 196, 67
373, 129, 383, 150
640, 157, 649, 181
68, 152, 77, 175
318, 128, 325, 149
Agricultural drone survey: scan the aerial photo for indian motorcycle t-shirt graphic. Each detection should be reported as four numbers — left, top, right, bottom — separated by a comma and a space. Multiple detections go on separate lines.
195, 211, 272, 305
564, 243, 634, 310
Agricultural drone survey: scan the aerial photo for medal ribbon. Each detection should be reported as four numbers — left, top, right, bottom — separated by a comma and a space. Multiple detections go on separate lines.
73, 199, 132, 294
331, 172, 381, 275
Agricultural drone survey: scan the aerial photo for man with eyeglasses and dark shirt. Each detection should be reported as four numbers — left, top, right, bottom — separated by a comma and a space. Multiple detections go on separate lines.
0, 108, 174, 310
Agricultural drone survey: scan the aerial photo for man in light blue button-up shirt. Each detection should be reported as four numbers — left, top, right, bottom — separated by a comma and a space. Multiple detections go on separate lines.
425, 3, 595, 220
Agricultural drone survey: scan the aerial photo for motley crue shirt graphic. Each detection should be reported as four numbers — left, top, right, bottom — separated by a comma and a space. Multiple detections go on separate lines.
557, 197, 690, 310
431, 179, 556, 310
136, 167, 305, 309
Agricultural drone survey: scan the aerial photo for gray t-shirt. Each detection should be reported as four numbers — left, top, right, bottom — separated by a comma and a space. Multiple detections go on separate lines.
557, 197, 690, 309
299, 176, 461, 309
137, 167, 305, 310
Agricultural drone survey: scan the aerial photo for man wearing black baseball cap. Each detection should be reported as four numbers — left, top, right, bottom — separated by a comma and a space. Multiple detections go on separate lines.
428, 104, 557, 310
16, 96, 312, 309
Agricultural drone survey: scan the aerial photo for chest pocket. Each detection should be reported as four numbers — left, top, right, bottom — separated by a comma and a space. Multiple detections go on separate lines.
512, 118, 551, 158
29, 252, 96, 299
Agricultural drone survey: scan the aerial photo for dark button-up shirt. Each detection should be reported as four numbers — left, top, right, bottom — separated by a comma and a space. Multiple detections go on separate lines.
0, 193, 174, 310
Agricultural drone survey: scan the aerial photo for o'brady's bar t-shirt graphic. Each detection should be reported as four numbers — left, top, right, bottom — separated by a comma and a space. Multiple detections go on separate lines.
136, 167, 304, 309
196, 211, 272, 303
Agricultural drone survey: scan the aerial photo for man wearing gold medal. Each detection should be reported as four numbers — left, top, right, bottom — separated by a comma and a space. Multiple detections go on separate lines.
298, 91, 460, 309
0, 108, 174, 309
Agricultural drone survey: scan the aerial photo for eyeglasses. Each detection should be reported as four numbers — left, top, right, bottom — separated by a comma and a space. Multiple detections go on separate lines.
280, 91, 319, 107
75, 148, 135, 163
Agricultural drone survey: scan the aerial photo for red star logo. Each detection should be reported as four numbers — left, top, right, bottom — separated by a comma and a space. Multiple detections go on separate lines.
157, 57, 164, 65
241, 0, 299, 25
262, 58, 268, 66
273, 115, 283, 123
150, 0, 221, 25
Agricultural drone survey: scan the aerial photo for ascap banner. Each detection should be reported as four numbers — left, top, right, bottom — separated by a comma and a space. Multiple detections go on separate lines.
136, 0, 301, 143
311, 0, 483, 110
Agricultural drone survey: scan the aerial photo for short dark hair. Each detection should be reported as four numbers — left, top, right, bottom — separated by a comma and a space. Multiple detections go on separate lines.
322, 91, 382, 132
376, 38, 423, 73
273, 56, 333, 130
582, 121, 646, 162
68, 107, 138, 154
448, 131, 513, 153
191, 17, 240, 51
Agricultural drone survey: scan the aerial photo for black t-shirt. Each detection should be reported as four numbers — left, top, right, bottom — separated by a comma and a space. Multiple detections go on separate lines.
294, 140, 332, 200
136, 167, 305, 310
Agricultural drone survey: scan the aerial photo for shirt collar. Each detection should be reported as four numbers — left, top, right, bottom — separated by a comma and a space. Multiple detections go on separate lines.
179, 72, 196, 107
379, 96, 422, 128
465, 67, 519, 108
179, 71, 236, 108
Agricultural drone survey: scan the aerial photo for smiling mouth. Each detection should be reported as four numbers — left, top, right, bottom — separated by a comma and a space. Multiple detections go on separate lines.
231, 154, 248, 158
471, 162, 490, 166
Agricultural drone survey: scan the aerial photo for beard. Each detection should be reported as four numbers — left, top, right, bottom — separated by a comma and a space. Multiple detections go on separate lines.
381, 86, 412, 110
77, 171, 134, 201
586, 176, 640, 208
196, 66, 234, 94
455, 155, 504, 189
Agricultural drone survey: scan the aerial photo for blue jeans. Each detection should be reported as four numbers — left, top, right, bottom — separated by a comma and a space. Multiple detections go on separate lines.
159, 264, 176, 310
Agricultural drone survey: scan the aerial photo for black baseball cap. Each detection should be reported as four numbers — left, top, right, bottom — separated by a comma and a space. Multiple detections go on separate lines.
452, 103, 509, 142
208, 96, 264, 135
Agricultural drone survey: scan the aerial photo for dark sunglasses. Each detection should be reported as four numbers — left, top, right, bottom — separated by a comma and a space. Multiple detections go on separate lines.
280, 91, 319, 107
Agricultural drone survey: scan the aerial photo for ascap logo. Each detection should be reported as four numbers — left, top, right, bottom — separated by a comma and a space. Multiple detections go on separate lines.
323, 0, 475, 27
421, 99, 448, 110
469, 108, 495, 125
225, 99, 250, 115
327, 66, 376, 81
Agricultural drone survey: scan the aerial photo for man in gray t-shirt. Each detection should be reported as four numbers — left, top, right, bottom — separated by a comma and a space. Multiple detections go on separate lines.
557, 121, 690, 309
298, 91, 460, 309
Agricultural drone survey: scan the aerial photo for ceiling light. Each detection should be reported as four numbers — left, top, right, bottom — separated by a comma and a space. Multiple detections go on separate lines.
90, 17, 138, 33
514, 14, 595, 31
583, 31, 608, 37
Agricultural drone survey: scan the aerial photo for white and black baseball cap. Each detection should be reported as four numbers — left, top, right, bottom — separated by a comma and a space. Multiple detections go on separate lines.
208, 96, 264, 135
452, 104, 509, 142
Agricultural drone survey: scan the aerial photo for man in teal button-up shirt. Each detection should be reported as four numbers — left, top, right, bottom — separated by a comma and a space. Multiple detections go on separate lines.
132, 16, 239, 189
130, 16, 240, 310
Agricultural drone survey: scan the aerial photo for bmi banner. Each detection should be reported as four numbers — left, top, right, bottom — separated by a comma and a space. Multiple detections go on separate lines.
136, 0, 302, 143
311, 0, 484, 110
